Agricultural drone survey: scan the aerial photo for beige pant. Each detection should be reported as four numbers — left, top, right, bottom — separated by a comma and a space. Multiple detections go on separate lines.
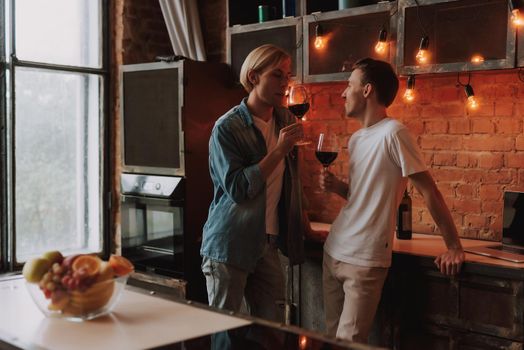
323, 251, 389, 343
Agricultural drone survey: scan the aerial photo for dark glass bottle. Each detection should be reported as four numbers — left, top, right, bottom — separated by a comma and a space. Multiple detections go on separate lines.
397, 190, 412, 240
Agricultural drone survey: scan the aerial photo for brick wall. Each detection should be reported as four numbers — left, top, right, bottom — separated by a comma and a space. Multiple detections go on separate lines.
113, 1, 524, 242
303, 71, 524, 241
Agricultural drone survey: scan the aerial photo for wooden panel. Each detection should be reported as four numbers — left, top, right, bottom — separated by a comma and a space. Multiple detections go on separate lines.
459, 276, 524, 340
403, 0, 508, 66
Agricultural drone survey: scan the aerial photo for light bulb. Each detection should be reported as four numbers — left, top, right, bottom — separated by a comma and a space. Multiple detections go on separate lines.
464, 84, 479, 110
467, 95, 479, 110
374, 28, 388, 55
471, 55, 484, 64
512, 9, 523, 26
403, 75, 416, 103
416, 36, 430, 64
375, 41, 387, 55
314, 36, 326, 50
314, 24, 326, 50
403, 89, 415, 102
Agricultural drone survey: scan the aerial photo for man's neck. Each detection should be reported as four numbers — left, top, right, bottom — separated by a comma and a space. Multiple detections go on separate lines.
247, 94, 273, 122
359, 105, 388, 128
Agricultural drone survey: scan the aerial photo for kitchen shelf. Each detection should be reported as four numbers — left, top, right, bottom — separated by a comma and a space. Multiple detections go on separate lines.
397, 0, 516, 75
303, 1, 397, 83
227, 17, 303, 82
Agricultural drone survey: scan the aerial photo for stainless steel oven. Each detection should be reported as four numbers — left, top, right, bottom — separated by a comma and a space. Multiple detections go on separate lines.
119, 59, 246, 302
121, 174, 184, 278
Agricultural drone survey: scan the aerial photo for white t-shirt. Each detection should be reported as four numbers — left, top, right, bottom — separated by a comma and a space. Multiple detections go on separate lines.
253, 115, 284, 235
324, 118, 426, 268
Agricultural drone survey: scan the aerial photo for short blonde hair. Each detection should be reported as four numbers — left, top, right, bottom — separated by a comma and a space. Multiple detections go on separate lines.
239, 44, 291, 93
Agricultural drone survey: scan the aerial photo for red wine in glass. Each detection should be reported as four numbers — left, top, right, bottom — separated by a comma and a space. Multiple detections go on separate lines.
288, 85, 310, 145
288, 102, 310, 119
315, 151, 338, 167
316, 133, 339, 170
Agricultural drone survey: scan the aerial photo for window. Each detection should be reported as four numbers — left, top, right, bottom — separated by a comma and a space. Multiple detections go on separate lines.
1, 0, 109, 269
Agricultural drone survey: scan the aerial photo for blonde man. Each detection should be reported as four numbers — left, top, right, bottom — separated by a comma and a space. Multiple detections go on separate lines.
201, 45, 305, 322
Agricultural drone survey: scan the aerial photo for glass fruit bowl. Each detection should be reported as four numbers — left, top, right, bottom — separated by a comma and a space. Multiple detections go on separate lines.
23, 252, 134, 321
26, 274, 129, 321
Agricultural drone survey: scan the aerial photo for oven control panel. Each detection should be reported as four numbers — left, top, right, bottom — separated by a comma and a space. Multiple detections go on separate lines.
121, 173, 183, 197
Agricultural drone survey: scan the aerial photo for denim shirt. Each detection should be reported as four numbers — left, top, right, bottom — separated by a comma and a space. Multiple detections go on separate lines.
201, 98, 305, 272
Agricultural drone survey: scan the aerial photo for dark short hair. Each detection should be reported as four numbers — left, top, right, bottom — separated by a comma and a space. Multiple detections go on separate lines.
352, 58, 399, 107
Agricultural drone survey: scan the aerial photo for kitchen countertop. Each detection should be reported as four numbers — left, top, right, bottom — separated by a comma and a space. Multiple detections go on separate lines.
0, 275, 383, 350
310, 222, 524, 270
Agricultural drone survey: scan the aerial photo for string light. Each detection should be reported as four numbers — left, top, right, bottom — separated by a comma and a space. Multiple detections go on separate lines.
416, 36, 430, 64
314, 24, 326, 50
403, 75, 416, 103
470, 54, 484, 64
374, 28, 388, 55
457, 73, 479, 111
509, 0, 523, 26
464, 84, 479, 110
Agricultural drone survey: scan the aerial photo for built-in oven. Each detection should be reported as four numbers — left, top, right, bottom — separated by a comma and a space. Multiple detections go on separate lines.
121, 174, 184, 278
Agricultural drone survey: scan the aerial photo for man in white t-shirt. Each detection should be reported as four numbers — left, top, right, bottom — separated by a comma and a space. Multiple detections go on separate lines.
320, 58, 465, 343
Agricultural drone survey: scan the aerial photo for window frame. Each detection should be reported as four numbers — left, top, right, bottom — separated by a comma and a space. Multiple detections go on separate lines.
0, 0, 111, 271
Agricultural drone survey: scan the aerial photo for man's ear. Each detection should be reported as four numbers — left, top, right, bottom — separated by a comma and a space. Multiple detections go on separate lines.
363, 83, 372, 98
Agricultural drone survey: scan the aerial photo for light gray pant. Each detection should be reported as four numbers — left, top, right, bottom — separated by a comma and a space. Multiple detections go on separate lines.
323, 251, 389, 343
202, 243, 285, 323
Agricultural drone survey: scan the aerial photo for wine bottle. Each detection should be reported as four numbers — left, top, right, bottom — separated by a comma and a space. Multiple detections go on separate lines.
396, 190, 412, 240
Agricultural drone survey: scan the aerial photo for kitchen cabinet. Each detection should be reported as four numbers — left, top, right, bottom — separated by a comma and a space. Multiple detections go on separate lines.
303, 1, 397, 83
300, 232, 524, 348
389, 253, 524, 349
227, 17, 303, 82
397, 0, 516, 75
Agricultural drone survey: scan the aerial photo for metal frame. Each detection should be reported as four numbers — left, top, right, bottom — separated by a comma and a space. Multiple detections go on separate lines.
119, 61, 186, 177
227, 17, 304, 83
302, 1, 398, 83
3, 0, 110, 268
397, 0, 517, 75
518, 26, 524, 67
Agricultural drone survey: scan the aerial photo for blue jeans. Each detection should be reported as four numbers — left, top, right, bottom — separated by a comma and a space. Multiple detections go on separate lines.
202, 242, 285, 323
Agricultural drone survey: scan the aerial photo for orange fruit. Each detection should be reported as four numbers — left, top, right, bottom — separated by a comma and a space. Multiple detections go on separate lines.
108, 255, 134, 276
71, 255, 102, 277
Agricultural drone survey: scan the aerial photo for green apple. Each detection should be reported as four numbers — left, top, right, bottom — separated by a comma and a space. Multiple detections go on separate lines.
22, 258, 51, 283
42, 250, 64, 265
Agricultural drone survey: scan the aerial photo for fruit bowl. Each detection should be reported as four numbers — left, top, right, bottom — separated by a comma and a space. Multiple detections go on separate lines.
26, 273, 129, 321
23, 252, 134, 322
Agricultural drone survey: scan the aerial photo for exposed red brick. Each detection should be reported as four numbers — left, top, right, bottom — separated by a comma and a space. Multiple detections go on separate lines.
478, 153, 504, 169
516, 136, 524, 151
433, 152, 455, 166
471, 118, 494, 133
424, 119, 448, 134
456, 153, 479, 168
456, 184, 475, 198
506, 152, 524, 168
479, 184, 503, 201
463, 136, 513, 151
464, 214, 488, 229
420, 135, 462, 150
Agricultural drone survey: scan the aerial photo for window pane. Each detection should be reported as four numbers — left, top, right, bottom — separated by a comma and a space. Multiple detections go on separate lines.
15, 0, 101, 68
14, 67, 102, 262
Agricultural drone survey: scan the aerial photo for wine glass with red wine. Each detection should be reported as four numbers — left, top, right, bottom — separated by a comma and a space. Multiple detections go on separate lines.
288, 85, 310, 145
316, 133, 339, 172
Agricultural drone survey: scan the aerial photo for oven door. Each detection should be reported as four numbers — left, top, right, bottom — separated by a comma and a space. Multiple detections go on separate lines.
121, 195, 184, 278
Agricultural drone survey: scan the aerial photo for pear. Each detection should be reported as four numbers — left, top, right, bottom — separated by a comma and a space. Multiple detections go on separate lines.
22, 258, 51, 283
42, 250, 64, 265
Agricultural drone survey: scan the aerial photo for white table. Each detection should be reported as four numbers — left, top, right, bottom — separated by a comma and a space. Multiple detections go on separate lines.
0, 276, 251, 350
